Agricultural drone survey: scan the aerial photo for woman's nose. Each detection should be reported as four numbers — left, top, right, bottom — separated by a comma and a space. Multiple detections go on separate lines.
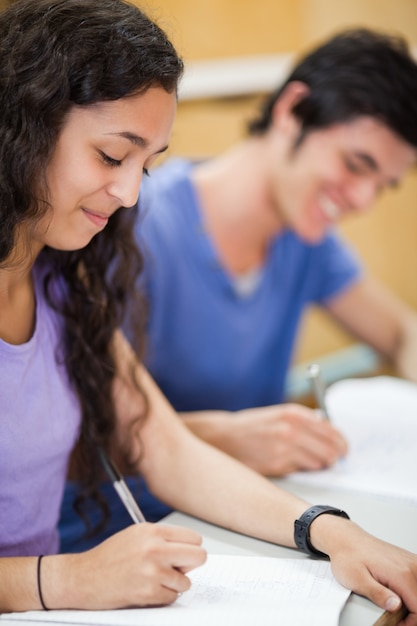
107, 167, 143, 207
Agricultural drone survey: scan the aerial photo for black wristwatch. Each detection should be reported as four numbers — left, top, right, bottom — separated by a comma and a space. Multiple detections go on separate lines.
294, 505, 350, 558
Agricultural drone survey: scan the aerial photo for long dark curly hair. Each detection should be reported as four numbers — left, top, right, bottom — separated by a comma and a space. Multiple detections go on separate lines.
0, 0, 183, 528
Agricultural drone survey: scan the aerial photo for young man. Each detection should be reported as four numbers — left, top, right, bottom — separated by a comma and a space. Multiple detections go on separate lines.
59, 28, 417, 552
137, 28, 417, 476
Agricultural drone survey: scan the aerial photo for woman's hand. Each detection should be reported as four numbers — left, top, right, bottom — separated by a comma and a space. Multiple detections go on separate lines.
310, 515, 417, 624
44, 524, 206, 610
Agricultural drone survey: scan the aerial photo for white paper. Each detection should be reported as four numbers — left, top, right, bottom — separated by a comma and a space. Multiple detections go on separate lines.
0, 555, 350, 626
288, 376, 417, 505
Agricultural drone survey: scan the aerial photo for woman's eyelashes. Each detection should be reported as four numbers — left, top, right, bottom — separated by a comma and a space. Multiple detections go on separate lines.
99, 151, 151, 177
99, 150, 122, 167
98, 148, 153, 180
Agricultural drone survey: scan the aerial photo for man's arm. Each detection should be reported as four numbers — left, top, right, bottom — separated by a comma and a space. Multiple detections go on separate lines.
180, 405, 347, 476
326, 275, 417, 382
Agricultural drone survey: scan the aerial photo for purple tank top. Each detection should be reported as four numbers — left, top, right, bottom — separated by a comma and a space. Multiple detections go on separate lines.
0, 263, 81, 556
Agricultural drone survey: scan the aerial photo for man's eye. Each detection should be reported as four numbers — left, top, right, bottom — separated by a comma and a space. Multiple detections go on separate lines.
99, 151, 122, 167
344, 157, 366, 175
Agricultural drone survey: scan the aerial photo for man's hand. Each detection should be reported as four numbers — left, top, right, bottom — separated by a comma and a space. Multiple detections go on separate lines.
182, 403, 348, 476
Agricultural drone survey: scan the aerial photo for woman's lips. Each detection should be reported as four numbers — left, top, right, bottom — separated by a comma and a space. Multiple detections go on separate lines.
82, 207, 110, 228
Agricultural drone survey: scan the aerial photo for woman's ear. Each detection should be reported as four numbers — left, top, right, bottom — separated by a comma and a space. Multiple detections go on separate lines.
270, 81, 310, 136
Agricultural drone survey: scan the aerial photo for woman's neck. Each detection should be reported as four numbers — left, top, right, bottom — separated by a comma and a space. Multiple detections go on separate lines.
0, 249, 38, 345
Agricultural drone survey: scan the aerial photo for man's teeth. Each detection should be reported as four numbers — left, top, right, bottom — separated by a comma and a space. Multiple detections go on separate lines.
320, 196, 340, 219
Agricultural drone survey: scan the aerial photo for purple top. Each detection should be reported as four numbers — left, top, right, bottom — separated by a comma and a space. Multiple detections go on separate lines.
0, 261, 80, 556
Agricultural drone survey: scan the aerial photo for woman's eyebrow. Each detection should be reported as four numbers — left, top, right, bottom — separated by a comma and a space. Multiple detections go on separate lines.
106, 131, 169, 155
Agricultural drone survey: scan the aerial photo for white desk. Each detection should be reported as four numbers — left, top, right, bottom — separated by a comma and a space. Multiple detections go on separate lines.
164, 478, 417, 626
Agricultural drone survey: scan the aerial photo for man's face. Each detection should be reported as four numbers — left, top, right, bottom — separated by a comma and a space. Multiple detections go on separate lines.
269, 116, 416, 244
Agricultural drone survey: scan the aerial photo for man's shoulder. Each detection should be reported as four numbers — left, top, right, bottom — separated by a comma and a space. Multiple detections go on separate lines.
276, 229, 348, 258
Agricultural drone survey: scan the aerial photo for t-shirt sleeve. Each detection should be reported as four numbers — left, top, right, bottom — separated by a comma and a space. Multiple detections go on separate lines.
313, 230, 363, 304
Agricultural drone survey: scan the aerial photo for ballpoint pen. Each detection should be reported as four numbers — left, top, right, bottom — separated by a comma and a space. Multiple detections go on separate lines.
98, 447, 146, 524
98, 450, 187, 579
306, 363, 331, 421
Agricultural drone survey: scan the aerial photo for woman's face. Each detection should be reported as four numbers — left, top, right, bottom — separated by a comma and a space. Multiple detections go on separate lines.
33, 87, 177, 252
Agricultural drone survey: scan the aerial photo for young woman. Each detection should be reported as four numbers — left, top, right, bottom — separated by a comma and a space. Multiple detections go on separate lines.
1, 0, 417, 619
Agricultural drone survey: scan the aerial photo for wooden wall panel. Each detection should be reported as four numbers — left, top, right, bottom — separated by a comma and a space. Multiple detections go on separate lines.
142, 0, 302, 59
300, 0, 417, 47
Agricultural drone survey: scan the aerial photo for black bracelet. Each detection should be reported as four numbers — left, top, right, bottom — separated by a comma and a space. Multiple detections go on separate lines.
37, 555, 49, 611
294, 505, 350, 558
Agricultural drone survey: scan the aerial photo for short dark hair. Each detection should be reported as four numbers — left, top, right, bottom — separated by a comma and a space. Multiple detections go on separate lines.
248, 28, 417, 149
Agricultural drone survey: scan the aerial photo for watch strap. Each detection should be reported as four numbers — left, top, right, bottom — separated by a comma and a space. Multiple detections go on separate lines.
294, 504, 350, 558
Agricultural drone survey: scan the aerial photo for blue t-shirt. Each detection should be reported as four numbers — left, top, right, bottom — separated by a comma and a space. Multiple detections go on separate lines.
138, 158, 362, 411
59, 157, 362, 553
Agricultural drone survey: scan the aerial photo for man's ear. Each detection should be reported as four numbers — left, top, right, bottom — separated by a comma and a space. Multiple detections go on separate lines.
270, 81, 310, 136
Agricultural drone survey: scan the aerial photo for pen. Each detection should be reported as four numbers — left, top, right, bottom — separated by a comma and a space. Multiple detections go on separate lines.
98, 447, 146, 524
306, 363, 331, 421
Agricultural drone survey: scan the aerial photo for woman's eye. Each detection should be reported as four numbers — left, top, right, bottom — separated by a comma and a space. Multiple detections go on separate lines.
99, 151, 122, 167
143, 167, 150, 177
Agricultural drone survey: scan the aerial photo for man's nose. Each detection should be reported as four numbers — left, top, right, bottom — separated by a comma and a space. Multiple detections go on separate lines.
345, 179, 379, 213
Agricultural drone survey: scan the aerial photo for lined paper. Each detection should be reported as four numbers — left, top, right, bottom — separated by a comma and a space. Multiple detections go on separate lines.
288, 376, 417, 505
0, 554, 350, 626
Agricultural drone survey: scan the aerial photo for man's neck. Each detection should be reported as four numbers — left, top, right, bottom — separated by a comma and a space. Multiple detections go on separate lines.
191, 139, 284, 275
